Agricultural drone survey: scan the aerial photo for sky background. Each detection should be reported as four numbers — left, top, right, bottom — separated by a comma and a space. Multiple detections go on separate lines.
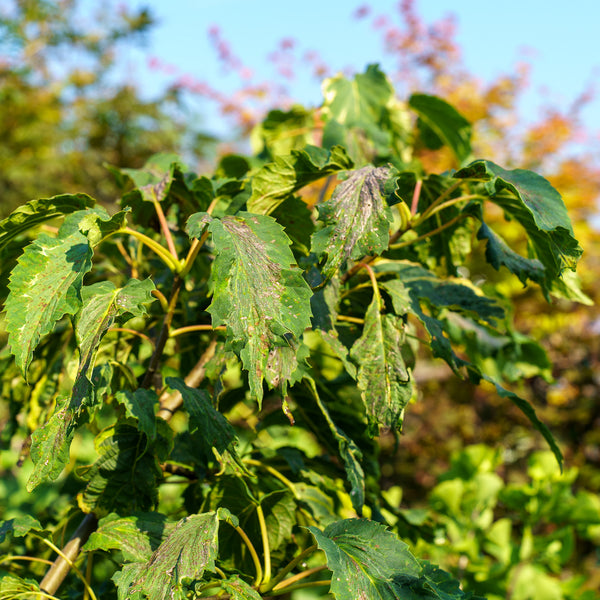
122, 0, 600, 141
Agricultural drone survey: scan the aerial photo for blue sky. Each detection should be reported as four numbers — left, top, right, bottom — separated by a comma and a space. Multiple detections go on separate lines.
123, 0, 599, 140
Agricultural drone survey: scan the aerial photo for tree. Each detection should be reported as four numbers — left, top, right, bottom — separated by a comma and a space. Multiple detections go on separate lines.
0, 0, 203, 217
0, 61, 593, 598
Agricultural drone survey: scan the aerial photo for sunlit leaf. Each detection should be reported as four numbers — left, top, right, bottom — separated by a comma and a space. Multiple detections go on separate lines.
0, 574, 41, 599
187, 212, 312, 405
83, 512, 173, 563
219, 575, 262, 600
312, 165, 393, 281
0, 194, 95, 252
59, 206, 129, 246
309, 519, 483, 600
0, 515, 46, 542
130, 511, 222, 599
248, 144, 353, 215
5, 229, 93, 377
350, 293, 412, 433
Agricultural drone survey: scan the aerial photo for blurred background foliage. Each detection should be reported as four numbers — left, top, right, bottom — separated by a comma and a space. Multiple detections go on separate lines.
0, 0, 598, 596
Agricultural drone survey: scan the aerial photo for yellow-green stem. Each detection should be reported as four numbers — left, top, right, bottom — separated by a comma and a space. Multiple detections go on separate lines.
232, 524, 263, 586
122, 227, 180, 273
265, 544, 318, 592
336, 315, 365, 325
256, 503, 271, 585
170, 324, 226, 337
272, 565, 329, 591
36, 537, 97, 600
244, 459, 298, 498
390, 214, 467, 250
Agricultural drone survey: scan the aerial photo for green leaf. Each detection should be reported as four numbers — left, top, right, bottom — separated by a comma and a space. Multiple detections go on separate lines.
130, 512, 221, 599
454, 160, 583, 297
321, 64, 412, 165
59, 206, 129, 246
0, 515, 46, 542
77, 422, 172, 514
118, 152, 186, 190
251, 105, 316, 158
0, 193, 95, 252
0, 574, 41, 599
312, 165, 394, 281
166, 377, 237, 463
5, 229, 93, 377
27, 396, 76, 491
271, 195, 315, 255
219, 575, 262, 600
248, 144, 353, 215
309, 519, 482, 600
115, 389, 158, 439
306, 378, 365, 513
84, 512, 172, 563
350, 293, 413, 433
187, 212, 313, 405
409, 94, 472, 164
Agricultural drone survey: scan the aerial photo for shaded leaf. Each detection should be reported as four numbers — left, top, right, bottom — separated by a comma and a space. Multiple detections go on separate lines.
409, 94, 472, 164
271, 195, 315, 255
312, 165, 393, 281
115, 389, 158, 439
306, 378, 365, 513
0, 515, 46, 542
187, 212, 312, 405
166, 377, 237, 463
248, 144, 353, 215
77, 421, 172, 515
5, 229, 93, 377
350, 293, 413, 433
0, 193, 95, 252
454, 160, 583, 297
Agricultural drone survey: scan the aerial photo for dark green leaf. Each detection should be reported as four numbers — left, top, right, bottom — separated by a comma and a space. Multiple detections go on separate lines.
0, 515, 46, 543
83, 512, 172, 563
309, 519, 482, 600
77, 422, 172, 514
306, 378, 365, 512
312, 165, 393, 281
350, 293, 412, 433
271, 195, 315, 255
166, 377, 237, 463
247, 145, 353, 215
5, 229, 93, 377
130, 511, 220, 599
187, 212, 313, 405
115, 389, 158, 439
454, 160, 583, 297
0, 194, 95, 252
409, 94, 472, 164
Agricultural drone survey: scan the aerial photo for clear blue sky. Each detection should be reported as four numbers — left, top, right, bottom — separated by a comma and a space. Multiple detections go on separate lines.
123, 0, 599, 141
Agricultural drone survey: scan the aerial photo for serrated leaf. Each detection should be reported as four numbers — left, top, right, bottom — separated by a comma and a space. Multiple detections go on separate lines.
219, 575, 262, 600
0, 574, 41, 599
0, 194, 95, 252
454, 160, 583, 297
130, 512, 220, 599
312, 165, 393, 281
83, 512, 173, 563
166, 377, 237, 463
0, 515, 46, 542
309, 519, 482, 600
321, 64, 412, 165
59, 206, 129, 246
115, 389, 158, 439
77, 422, 172, 514
113, 563, 147, 600
409, 94, 472, 164
118, 152, 186, 190
350, 293, 412, 433
271, 195, 315, 255
5, 229, 93, 377
248, 144, 353, 215
188, 212, 312, 405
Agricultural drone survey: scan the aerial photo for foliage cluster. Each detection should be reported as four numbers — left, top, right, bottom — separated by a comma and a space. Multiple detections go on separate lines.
0, 55, 593, 599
